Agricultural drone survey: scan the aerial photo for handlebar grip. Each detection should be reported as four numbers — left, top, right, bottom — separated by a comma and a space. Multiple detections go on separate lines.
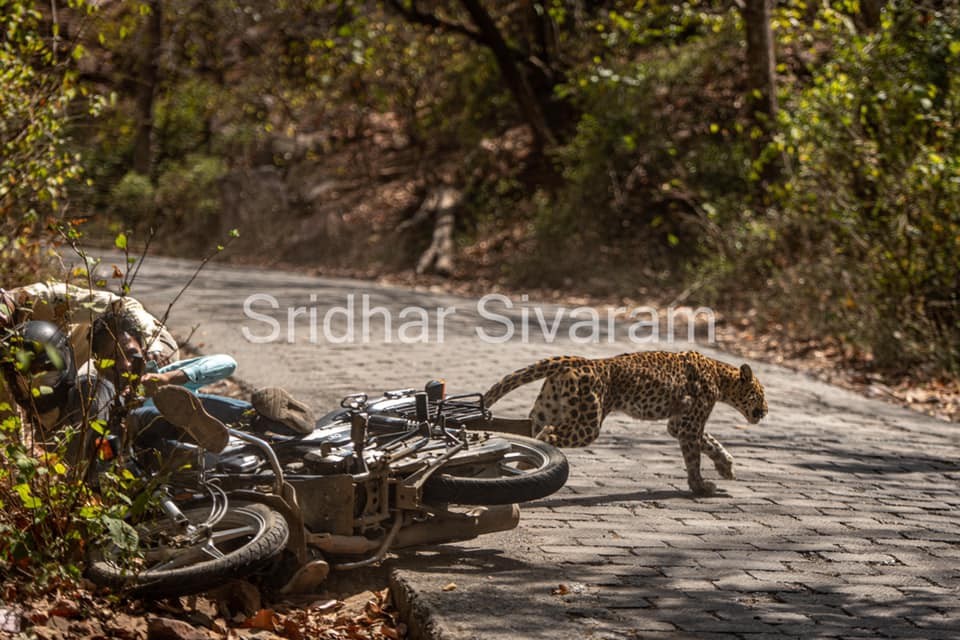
415, 392, 428, 422
367, 414, 413, 430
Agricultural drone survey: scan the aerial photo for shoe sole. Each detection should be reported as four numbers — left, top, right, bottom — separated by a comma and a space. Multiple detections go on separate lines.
154, 386, 229, 452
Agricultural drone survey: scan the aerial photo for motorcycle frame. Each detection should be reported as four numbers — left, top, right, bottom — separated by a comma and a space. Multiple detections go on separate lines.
168, 414, 527, 570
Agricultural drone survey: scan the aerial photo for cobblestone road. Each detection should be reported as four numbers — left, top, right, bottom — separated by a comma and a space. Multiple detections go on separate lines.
110, 254, 960, 639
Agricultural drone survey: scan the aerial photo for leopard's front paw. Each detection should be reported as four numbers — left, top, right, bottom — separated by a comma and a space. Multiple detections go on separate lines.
535, 425, 559, 446
689, 479, 717, 496
714, 460, 736, 480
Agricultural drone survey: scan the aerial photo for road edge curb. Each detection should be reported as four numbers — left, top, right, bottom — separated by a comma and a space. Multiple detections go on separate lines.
389, 569, 449, 640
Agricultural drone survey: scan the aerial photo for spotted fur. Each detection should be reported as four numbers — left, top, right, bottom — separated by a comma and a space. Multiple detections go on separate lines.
483, 351, 768, 495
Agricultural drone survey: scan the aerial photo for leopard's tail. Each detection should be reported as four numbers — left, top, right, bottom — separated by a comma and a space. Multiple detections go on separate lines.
483, 356, 588, 407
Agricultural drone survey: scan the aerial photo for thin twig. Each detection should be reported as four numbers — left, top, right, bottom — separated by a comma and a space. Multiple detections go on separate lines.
125, 227, 158, 294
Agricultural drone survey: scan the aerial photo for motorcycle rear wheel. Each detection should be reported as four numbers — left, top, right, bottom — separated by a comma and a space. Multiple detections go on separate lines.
422, 434, 568, 505
87, 500, 289, 598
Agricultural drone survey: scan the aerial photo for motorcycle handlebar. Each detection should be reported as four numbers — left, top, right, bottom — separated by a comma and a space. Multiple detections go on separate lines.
367, 414, 414, 431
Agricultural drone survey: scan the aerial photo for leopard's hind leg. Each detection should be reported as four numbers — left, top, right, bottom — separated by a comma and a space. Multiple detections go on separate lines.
530, 371, 603, 447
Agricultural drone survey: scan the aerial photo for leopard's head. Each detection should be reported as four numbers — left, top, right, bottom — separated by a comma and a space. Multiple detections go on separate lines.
730, 363, 767, 424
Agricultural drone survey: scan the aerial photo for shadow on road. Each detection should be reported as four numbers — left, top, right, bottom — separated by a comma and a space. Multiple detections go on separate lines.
387, 528, 959, 638
533, 489, 696, 509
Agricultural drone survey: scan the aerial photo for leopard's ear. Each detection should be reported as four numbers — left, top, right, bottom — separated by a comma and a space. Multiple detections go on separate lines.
739, 363, 753, 382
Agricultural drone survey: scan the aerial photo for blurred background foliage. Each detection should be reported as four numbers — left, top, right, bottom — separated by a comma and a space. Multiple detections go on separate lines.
1, 0, 958, 374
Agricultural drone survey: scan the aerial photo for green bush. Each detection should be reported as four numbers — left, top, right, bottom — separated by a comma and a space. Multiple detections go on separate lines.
527, 15, 748, 282
709, 2, 960, 373
0, 405, 136, 589
155, 154, 226, 222
110, 171, 157, 224
0, 0, 89, 280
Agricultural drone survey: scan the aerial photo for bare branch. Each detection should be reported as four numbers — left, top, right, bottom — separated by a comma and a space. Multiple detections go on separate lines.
383, 0, 488, 48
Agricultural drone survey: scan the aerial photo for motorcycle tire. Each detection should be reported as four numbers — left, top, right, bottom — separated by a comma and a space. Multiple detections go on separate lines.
423, 434, 569, 505
87, 500, 289, 598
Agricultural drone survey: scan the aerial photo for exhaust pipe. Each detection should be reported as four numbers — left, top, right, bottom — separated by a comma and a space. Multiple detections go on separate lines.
394, 504, 520, 549
306, 504, 520, 557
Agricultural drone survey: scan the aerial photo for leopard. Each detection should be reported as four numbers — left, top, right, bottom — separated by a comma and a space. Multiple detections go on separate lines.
483, 350, 767, 496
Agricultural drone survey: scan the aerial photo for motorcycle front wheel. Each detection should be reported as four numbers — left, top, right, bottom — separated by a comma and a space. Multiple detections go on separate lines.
87, 500, 289, 598
423, 434, 569, 505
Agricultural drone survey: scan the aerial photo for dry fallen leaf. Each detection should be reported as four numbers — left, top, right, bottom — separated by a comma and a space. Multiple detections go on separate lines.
48, 599, 79, 619
243, 608, 278, 631
283, 617, 304, 640
441, 583, 457, 592
380, 622, 400, 639
551, 584, 570, 596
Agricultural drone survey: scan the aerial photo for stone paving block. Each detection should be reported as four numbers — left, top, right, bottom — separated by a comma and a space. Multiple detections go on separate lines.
820, 551, 899, 564
566, 520, 665, 532
754, 610, 815, 626
670, 537, 760, 551
697, 557, 787, 572
575, 537, 669, 550
878, 536, 950, 549
901, 530, 960, 543
712, 572, 805, 592
833, 584, 907, 602
664, 578, 718, 592
765, 539, 842, 552
746, 570, 830, 585
605, 533, 672, 548
717, 550, 812, 564
883, 631, 960, 640
593, 593, 656, 610
658, 565, 721, 579
541, 545, 637, 557
787, 560, 880, 576
670, 616, 783, 634
839, 573, 934, 587
905, 610, 960, 629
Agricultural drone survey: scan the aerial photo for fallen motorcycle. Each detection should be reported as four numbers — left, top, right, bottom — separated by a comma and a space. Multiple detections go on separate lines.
86, 381, 568, 597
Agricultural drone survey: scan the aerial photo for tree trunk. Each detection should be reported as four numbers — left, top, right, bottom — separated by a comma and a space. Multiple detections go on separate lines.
457, 0, 556, 151
415, 187, 461, 276
742, 0, 778, 127
741, 0, 779, 187
860, 0, 883, 30
132, 0, 163, 177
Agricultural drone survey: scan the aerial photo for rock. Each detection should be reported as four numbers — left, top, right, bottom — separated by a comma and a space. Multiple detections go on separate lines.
106, 612, 149, 639
0, 607, 20, 633
33, 615, 71, 640
146, 616, 212, 640
205, 579, 262, 619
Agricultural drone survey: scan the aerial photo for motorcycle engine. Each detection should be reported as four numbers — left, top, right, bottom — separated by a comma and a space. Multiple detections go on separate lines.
216, 454, 260, 474
304, 449, 352, 475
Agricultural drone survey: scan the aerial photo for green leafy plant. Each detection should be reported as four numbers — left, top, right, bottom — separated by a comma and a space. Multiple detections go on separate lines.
0, 396, 138, 589
712, 1, 960, 373
0, 0, 95, 281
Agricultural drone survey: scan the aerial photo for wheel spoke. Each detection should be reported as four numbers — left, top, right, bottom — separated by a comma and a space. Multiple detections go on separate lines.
138, 518, 258, 572
149, 546, 210, 572
210, 524, 259, 545
201, 540, 227, 560
497, 463, 527, 476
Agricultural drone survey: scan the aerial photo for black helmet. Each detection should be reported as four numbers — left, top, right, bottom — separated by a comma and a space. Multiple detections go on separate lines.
11, 320, 75, 389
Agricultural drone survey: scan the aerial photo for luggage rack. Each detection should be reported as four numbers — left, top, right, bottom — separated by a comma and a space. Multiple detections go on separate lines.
392, 392, 490, 427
